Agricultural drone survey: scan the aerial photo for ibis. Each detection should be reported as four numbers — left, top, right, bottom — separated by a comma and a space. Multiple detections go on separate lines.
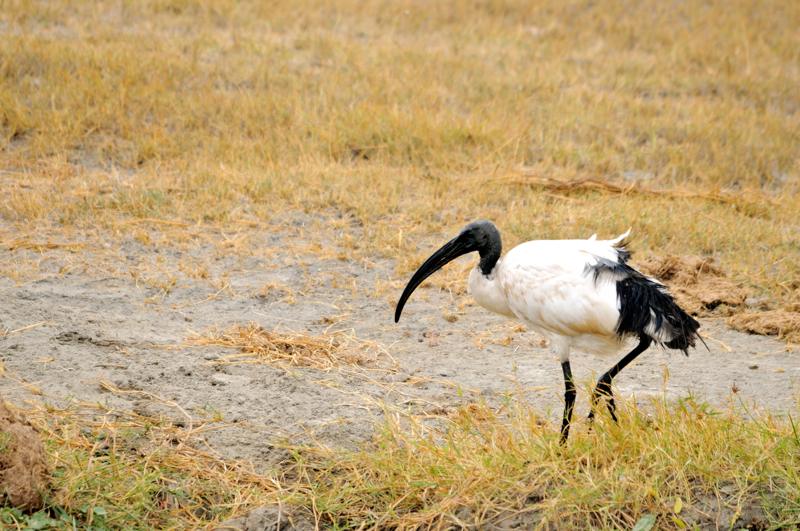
394, 220, 701, 443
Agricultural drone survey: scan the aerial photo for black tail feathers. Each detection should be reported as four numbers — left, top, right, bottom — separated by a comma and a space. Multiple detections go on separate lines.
616, 272, 701, 354
588, 250, 702, 354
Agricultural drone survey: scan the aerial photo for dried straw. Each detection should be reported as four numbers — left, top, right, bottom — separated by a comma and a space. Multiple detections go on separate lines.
190, 323, 373, 370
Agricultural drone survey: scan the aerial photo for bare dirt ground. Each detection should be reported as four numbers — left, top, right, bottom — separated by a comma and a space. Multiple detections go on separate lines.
1, 220, 798, 473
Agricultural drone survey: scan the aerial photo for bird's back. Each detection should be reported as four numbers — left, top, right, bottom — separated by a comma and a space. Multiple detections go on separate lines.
498, 238, 623, 345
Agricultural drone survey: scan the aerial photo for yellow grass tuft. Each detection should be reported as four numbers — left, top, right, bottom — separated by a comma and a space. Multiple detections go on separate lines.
729, 310, 800, 344
255, 282, 296, 304
190, 323, 380, 370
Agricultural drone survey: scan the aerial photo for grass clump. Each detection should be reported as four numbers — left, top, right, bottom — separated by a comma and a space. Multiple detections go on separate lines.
729, 310, 800, 344
10, 403, 280, 530
284, 398, 800, 529
190, 323, 383, 370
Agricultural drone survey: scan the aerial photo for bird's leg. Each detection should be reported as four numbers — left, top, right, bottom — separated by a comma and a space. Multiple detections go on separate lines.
590, 373, 617, 422
560, 360, 576, 444
588, 335, 652, 423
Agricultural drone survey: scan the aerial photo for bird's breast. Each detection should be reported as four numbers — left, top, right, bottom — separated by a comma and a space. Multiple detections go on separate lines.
468, 266, 515, 317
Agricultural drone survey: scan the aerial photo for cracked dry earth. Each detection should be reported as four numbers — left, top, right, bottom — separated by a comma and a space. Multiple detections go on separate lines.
1, 222, 799, 470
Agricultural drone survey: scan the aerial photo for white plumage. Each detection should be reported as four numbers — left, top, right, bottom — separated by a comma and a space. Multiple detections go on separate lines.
469, 232, 630, 359
395, 220, 700, 443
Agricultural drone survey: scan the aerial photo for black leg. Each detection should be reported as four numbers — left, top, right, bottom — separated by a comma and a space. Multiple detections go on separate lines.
560, 360, 576, 444
588, 335, 652, 423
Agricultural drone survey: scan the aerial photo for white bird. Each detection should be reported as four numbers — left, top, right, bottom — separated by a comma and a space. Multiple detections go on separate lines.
394, 220, 701, 443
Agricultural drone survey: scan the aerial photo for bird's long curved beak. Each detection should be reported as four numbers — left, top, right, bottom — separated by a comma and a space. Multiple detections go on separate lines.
394, 235, 475, 323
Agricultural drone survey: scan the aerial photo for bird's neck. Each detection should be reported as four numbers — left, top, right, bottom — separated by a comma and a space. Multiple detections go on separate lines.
477, 236, 501, 275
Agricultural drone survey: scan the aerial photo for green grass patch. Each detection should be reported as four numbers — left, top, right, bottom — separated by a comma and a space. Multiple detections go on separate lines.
282, 398, 800, 529
8, 397, 800, 529
14, 404, 279, 530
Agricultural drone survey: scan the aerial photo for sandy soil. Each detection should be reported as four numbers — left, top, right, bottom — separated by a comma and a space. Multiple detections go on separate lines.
1, 222, 798, 470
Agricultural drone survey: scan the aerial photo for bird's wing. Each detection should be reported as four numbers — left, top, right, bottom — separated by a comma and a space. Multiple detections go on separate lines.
498, 241, 621, 338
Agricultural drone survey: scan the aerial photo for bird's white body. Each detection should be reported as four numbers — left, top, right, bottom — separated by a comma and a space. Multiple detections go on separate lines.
397, 220, 700, 442
468, 233, 633, 360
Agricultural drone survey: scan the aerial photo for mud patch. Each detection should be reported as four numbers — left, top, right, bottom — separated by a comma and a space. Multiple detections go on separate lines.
0, 400, 49, 510
217, 503, 314, 530
54, 330, 127, 348
679, 489, 770, 530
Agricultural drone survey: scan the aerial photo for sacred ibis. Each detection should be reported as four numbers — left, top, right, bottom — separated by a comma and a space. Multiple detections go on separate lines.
394, 220, 701, 443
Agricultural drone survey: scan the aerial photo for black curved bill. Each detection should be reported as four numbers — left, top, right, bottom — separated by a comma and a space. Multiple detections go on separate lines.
394, 235, 476, 323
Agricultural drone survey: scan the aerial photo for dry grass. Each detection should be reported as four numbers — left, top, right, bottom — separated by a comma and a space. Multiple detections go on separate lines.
9, 394, 799, 529
1, 0, 799, 527
0, 0, 798, 330
637, 254, 749, 315
190, 323, 383, 370
1, 402, 280, 529
729, 310, 800, 344
282, 397, 800, 529
633, 255, 800, 343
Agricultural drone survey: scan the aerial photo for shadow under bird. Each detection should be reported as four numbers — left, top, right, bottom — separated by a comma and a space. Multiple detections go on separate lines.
394, 220, 702, 443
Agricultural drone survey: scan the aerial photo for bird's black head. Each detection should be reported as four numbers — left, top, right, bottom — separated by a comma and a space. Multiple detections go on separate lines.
394, 220, 502, 323
460, 220, 502, 276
